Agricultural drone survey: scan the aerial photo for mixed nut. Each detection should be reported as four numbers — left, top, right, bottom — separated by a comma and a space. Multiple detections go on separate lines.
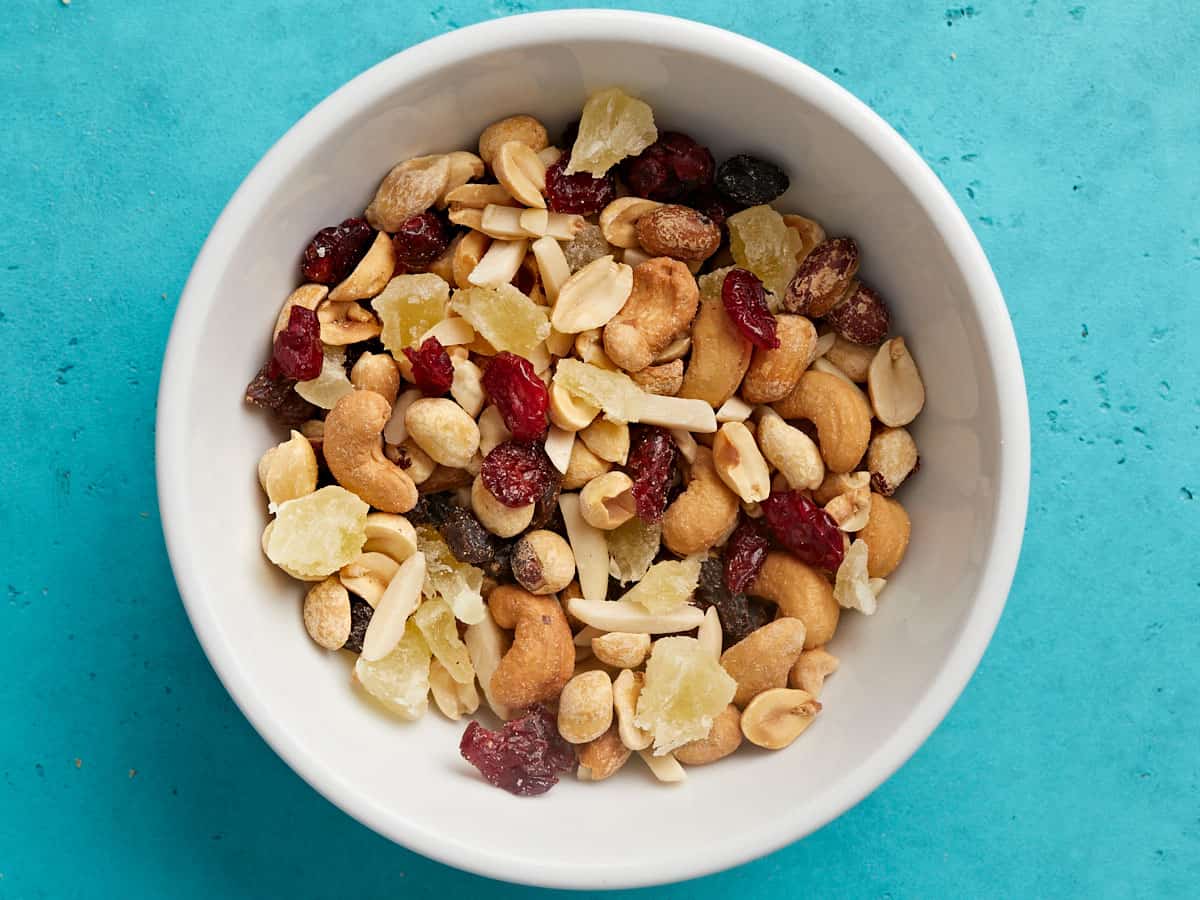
246, 88, 926, 796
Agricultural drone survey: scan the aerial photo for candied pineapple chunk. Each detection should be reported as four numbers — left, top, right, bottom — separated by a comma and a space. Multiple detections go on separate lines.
373, 273, 450, 354
553, 359, 643, 424
266, 486, 368, 579
566, 88, 658, 177
727, 205, 802, 297
607, 517, 661, 585
450, 284, 550, 359
354, 620, 431, 720
413, 598, 475, 684
634, 637, 737, 754
697, 266, 735, 303
620, 556, 703, 614
416, 526, 486, 625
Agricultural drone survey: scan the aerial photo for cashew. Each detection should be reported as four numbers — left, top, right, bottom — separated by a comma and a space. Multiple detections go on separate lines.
673, 704, 742, 765
577, 724, 632, 781
318, 300, 382, 345
338, 551, 400, 607
488, 584, 574, 708
613, 669, 653, 750
562, 439, 612, 490
470, 475, 534, 538
511, 530, 575, 595
637, 750, 686, 783
579, 471, 636, 530
720, 618, 808, 707
558, 492, 610, 603
464, 607, 513, 720
868, 337, 925, 426
324, 391, 418, 513
273, 284, 328, 341
361, 550, 426, 661
428, 658, 481, 720
565, 597, 705, 634
756, 409, 825, 491
548, 381, 600, 431
712, 421, 771, 503
329, 231, 396, 303
741, 314, 816, 404
492, 140, 547, 208
740, 688, 821, 749
856, 493, 910, 577
477, 405, 512, 456
452, 229, 491, 289
599, 197, 662, 248
579, 417, 630, 464
662, 447, 739, 556
824, 334, 876, 382
478, 114, 549, 166
603, 257, 700, 373
867, 426, 919, 496
303, 577, 352, 650
631, 359, 684, 396
551, 255, 633, 334
258, 430, 319, 507
750, 552, 839, 648
450, 355, 485, 418
405, 398, 480, 469
350, 352, 401, 406
789, 647, 839, 697
773, 370, 872, 474
678, 288, 752, 406
366, 154, 451, 231
557, 670, 614, 744
824, 471, 872, 531
591, 632, 651, 669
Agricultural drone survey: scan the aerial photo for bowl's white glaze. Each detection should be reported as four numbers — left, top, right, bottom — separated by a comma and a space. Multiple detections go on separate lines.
156, 11, 1029, 889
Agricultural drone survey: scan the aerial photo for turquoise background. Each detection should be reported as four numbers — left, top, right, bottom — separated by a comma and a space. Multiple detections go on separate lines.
2, 1, 1197, 897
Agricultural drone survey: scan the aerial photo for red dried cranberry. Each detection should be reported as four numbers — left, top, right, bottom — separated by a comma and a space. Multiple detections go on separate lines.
723, 518, 771, 593
270, 306, 324, 380
244, 363, 318, 428
715, 154, 790, 206
403, 336, 454, 395
622, 132, 716, 202
300, 217, 374, 284
625, 426, 678, 524
460, 704, 575, 796
481, 440, 554, 508
761, 490, 846, 571
722, 269, 780, 350
481, 352, 549, 441
392, 211, 450, 273
544, 155, 616, 215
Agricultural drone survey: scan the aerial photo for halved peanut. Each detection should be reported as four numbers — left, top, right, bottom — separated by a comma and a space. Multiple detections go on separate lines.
579, 471, 636, 530
493, 140, 547, 208
740, 688, 821, 749
673, 703, 742, 765
550, 255, 633, 334
360, 551, 426, 661
329, 231, 395, 303
258, 430, 319, 507
823, 471, 872, 531
712, 421, 771, 503
548, 381, 600, 432
478, 114, 549, 166
867, 426, 919, 495
362, 513, 417, 563
637, 750, 686, 783
445, 182, 516, 209
756, 409, 825, 491
451, 230, 490, 289
591, 631, 651, 668
613, 669, 652, 750
543, 425, 575, 475
720, 618, 807, 707
318, 300, 381, 345
868, 337, 925, 426
577, 724, 632, 781
531, 235, 572, 305
273, 284, 328, 342
579, 417, 630, 464
789, 647, 839, 697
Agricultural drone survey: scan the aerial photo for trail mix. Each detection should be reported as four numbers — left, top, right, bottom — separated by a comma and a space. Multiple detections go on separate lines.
247, 88, 926, 796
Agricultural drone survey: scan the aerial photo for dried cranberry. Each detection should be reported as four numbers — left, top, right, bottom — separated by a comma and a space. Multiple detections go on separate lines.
269, 306, 324, 381
715, 154, 790, 207
761, 490, 846, 571
723, 518, 771, 594
403, 336, 454, 395
694, 557, 774, 650
544, 155, 616, 215
392, 211, 450, 273
722, 269, 780, 350
300, 217, 374, 284
342, 597, 374, 654
244, 363, 318, 428
459, 704, 575, 796
481, 352, 549, 441
622, 132, 715, 202
481, 440, 554, 508
625, 426, 678, 524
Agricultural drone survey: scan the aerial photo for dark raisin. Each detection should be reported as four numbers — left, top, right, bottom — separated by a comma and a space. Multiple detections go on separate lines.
459, 704, 576, 796
438, 504, 501, 567
300, 217, 374, 284
723, 518, 771, 594
342, 336, 386, 375
715, 154, 790, 207
342, 597, 374, 654
544, 154, 616, 215
693, 557, 773, 649
392, 211, 450, 273
244, 363, 318, 429
621, 132, 715, 202
481, 352, 549, 441
481, 441, 555, 508
270, 306, 324, 380
528, 466, 564, 531
760, 490, 846, 571
722, 268, 780, 350
403, 336, 455, 395
625, 426, 678, 524
408, 492, 454, 527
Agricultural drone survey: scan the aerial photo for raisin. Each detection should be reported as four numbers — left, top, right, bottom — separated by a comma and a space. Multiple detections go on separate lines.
715, 154, 790, 207
722, 268, 780, 350
544, 154, 616, 215
723, 518, 771, 594
403, 336, 455, 395
392, 211, 450, 273
481, 352, 549, 441
625, 425, 678, 524
244, 363, 318, 429
437, 504, 501, 567
693, 557, 773, 649
342, 336, 385, 375
621, 132, 715, 202
481, 441, 555, 508
761, 490, 846, 571
459, 704, 576, 796
300, 217, 374, 284
342, 597, 374, 654
407, 492, 453, 527
528, 466, 564, 531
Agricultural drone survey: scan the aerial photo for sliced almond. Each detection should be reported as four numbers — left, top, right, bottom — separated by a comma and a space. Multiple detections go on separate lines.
811, 329, 837, 362
531, 235, 572, 305
338, 552, 400, 608
360, 551, 426, 661
464, 608, 513, 720
543, 425, 576, 474
599, 196, 663, 249
493, 140, 547, 209
636, 393, 718, 433
479, 204, 531, 240
447, 206, 484, 231
668, 427, 698, 463
467, 238, 528, 289
518, 207, 549, 238
420, 316, 476, 347
637, 749, 686, 783
740, 687, 822, 749
559, 493, 610, 603
543, 212, 587, 241
550, 255, 633, 334
444, 182, 516, 209
868, 337, 925, 426
715, 395, 754, 423
428, 657, 480, 719
329, 231, 395, 303
565, 597, 705, 634
697, 606, 722, 659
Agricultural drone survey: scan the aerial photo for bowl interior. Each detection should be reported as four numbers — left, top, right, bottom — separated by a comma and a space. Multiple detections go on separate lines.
158, 13, 1026, 890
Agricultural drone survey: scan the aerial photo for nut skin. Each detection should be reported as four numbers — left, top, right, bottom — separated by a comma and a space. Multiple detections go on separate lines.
635, 205, 721, 262
557, 670, 614, 744
562, 440, 612, 491
350, 352, 401, 406
750, 553, 840, 649
662, 447, 740, 557
471, 475, 535, 538
673, 704, 743, 765
365, 154, 452, 232
773, 370, 872, 474
741, 314, 817, 404
579, 471, 637, 530
630, 359, 684, 396
740, 688, 821, 749
783, 236, 860, 317
677, 288, 753, 408
789, 647, 839, 696
824, 334, 877, 382
323, 390, 418, 513
329, 231, 396, 303
511, 530, 575, 595
604, 257, 700, 373
303, 577, 352, 650
487, 584, 575, 709
856, 493, 910, 577
404, 398, 480, 469
826, 282, 890, 345
478, 114, 549, 166
720, 617, 808, 707
867, 427, 919, 496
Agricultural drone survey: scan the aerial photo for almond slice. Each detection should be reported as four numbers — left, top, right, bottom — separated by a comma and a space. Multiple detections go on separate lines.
361, 551, 426, 661
564, 597, 705, 634
636, 394, 718, 433
559, 493, 610, 603
444, 182, 516, 209
550, 255, 633, 334
479, 204, 530, 240
868, 337, 925, 426
543, 212, 587, 241
637, 749, 686, 783
668, 427, 698, 463
448, 206, 484, 231
493, 140, 547, 209
437, 151, 486, 207
715, 395, 754, 423
697, 606, 722, 659
419, 316, 476, 347
519, 208, 549, 238
531, 236, 572, 304
543, 425, 576, 474
467, 238, 528, 289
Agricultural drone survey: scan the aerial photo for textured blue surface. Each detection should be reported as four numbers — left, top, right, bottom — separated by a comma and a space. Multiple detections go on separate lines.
2, 1, 1197, 897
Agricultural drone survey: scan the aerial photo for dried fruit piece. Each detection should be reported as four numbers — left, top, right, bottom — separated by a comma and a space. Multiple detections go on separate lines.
300, 217, 374, 284
634, 636, 737, 755
552, 359, 643, 424
265, 486, 368, 579
621, 131, 715, 202
561, 222, 614, 272
416, 525, 486, 625
620, 556, 702, 614
270, 305, 324, 380
403, 336, 454, 395
723, 518, 770, 594
373, 273, 450, 354
715, 154, 790, 206
450, 284, 550, 359
412, 597, 474, 683
693, 556, 773, 649
343, 596, 373, 654
481, 352, 550, 440
245, 363, 318, 428
566, 88, 657, 177
354, 620, 431, 720
392, 211, 451, 273
459, 704, 575, 796
625, 425, 678, 523
481, 440, 555, 508
760, 490, 846, 572
545, 155, 616, 216
727, 205, 802, 298
607, 517, 662, 584
684, 185, 742, 228
436, 503, 504, 568
721, 268, 780, 350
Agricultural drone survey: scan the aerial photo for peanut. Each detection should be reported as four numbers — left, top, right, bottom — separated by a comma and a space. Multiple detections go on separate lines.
673, 704, 742, 765
557, 670, 614, 744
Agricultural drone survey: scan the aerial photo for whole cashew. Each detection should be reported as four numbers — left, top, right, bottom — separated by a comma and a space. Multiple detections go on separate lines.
662, 447, 740, 556
772, 370, 872, 474
324, 390, 418, 513
856, 493, 911, 577
603, 257, 699, 373
749, 552, 840, 648
487, 584, 575, 708
720, 617, 808, 707
677, 287, 753, 407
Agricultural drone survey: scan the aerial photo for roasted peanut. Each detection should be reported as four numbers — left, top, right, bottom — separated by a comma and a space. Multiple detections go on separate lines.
478, 114, 549, 166
782, 213, 827, 263
557, 670, 614, 744
868, 337, 925, 427
577, 723, 632, 781
350, 352, 401, 406
470, 475, 535, 538
329, 231, 395, 303
756, 409, 825, 491
740, 688, 821, 749
631, 359, 684, 396
578, 417, 629, 464
511, 530, 575, 595
303, 577, 352, 650
712, 421, 771, 503
867, 426, 919, 496
258, 430, 319, 507
405, 398, 480, 469
579, 471, 636, 530
673, 704, 743, 765
562, 439, 612, 491
613, 669, 652, 750
591, 631, 651, 669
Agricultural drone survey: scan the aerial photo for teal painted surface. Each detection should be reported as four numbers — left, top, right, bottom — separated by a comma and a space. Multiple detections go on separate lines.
1, 1, 1197, 896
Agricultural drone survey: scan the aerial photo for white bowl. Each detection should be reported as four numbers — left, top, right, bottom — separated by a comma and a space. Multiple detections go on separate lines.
156, 10, 1029, 889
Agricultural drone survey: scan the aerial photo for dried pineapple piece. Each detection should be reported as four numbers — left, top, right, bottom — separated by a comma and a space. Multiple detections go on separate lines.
450, 284, 550, 360
566, 88, 658, 177
607, 518, 661, 585
416, 526, 486, 625
727, 205, 802, 297
373, 273, 450, 354
354, 620, 431, 720
634, 637, 737, 754
265, 486, 368, 579
295, 347, 354, 410
553, 359, 643, 424
620, 556, 703, 614
412, 598, 475, 684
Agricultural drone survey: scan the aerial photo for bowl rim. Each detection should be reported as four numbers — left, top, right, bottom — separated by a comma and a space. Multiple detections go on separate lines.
156, 9, 1030, 889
